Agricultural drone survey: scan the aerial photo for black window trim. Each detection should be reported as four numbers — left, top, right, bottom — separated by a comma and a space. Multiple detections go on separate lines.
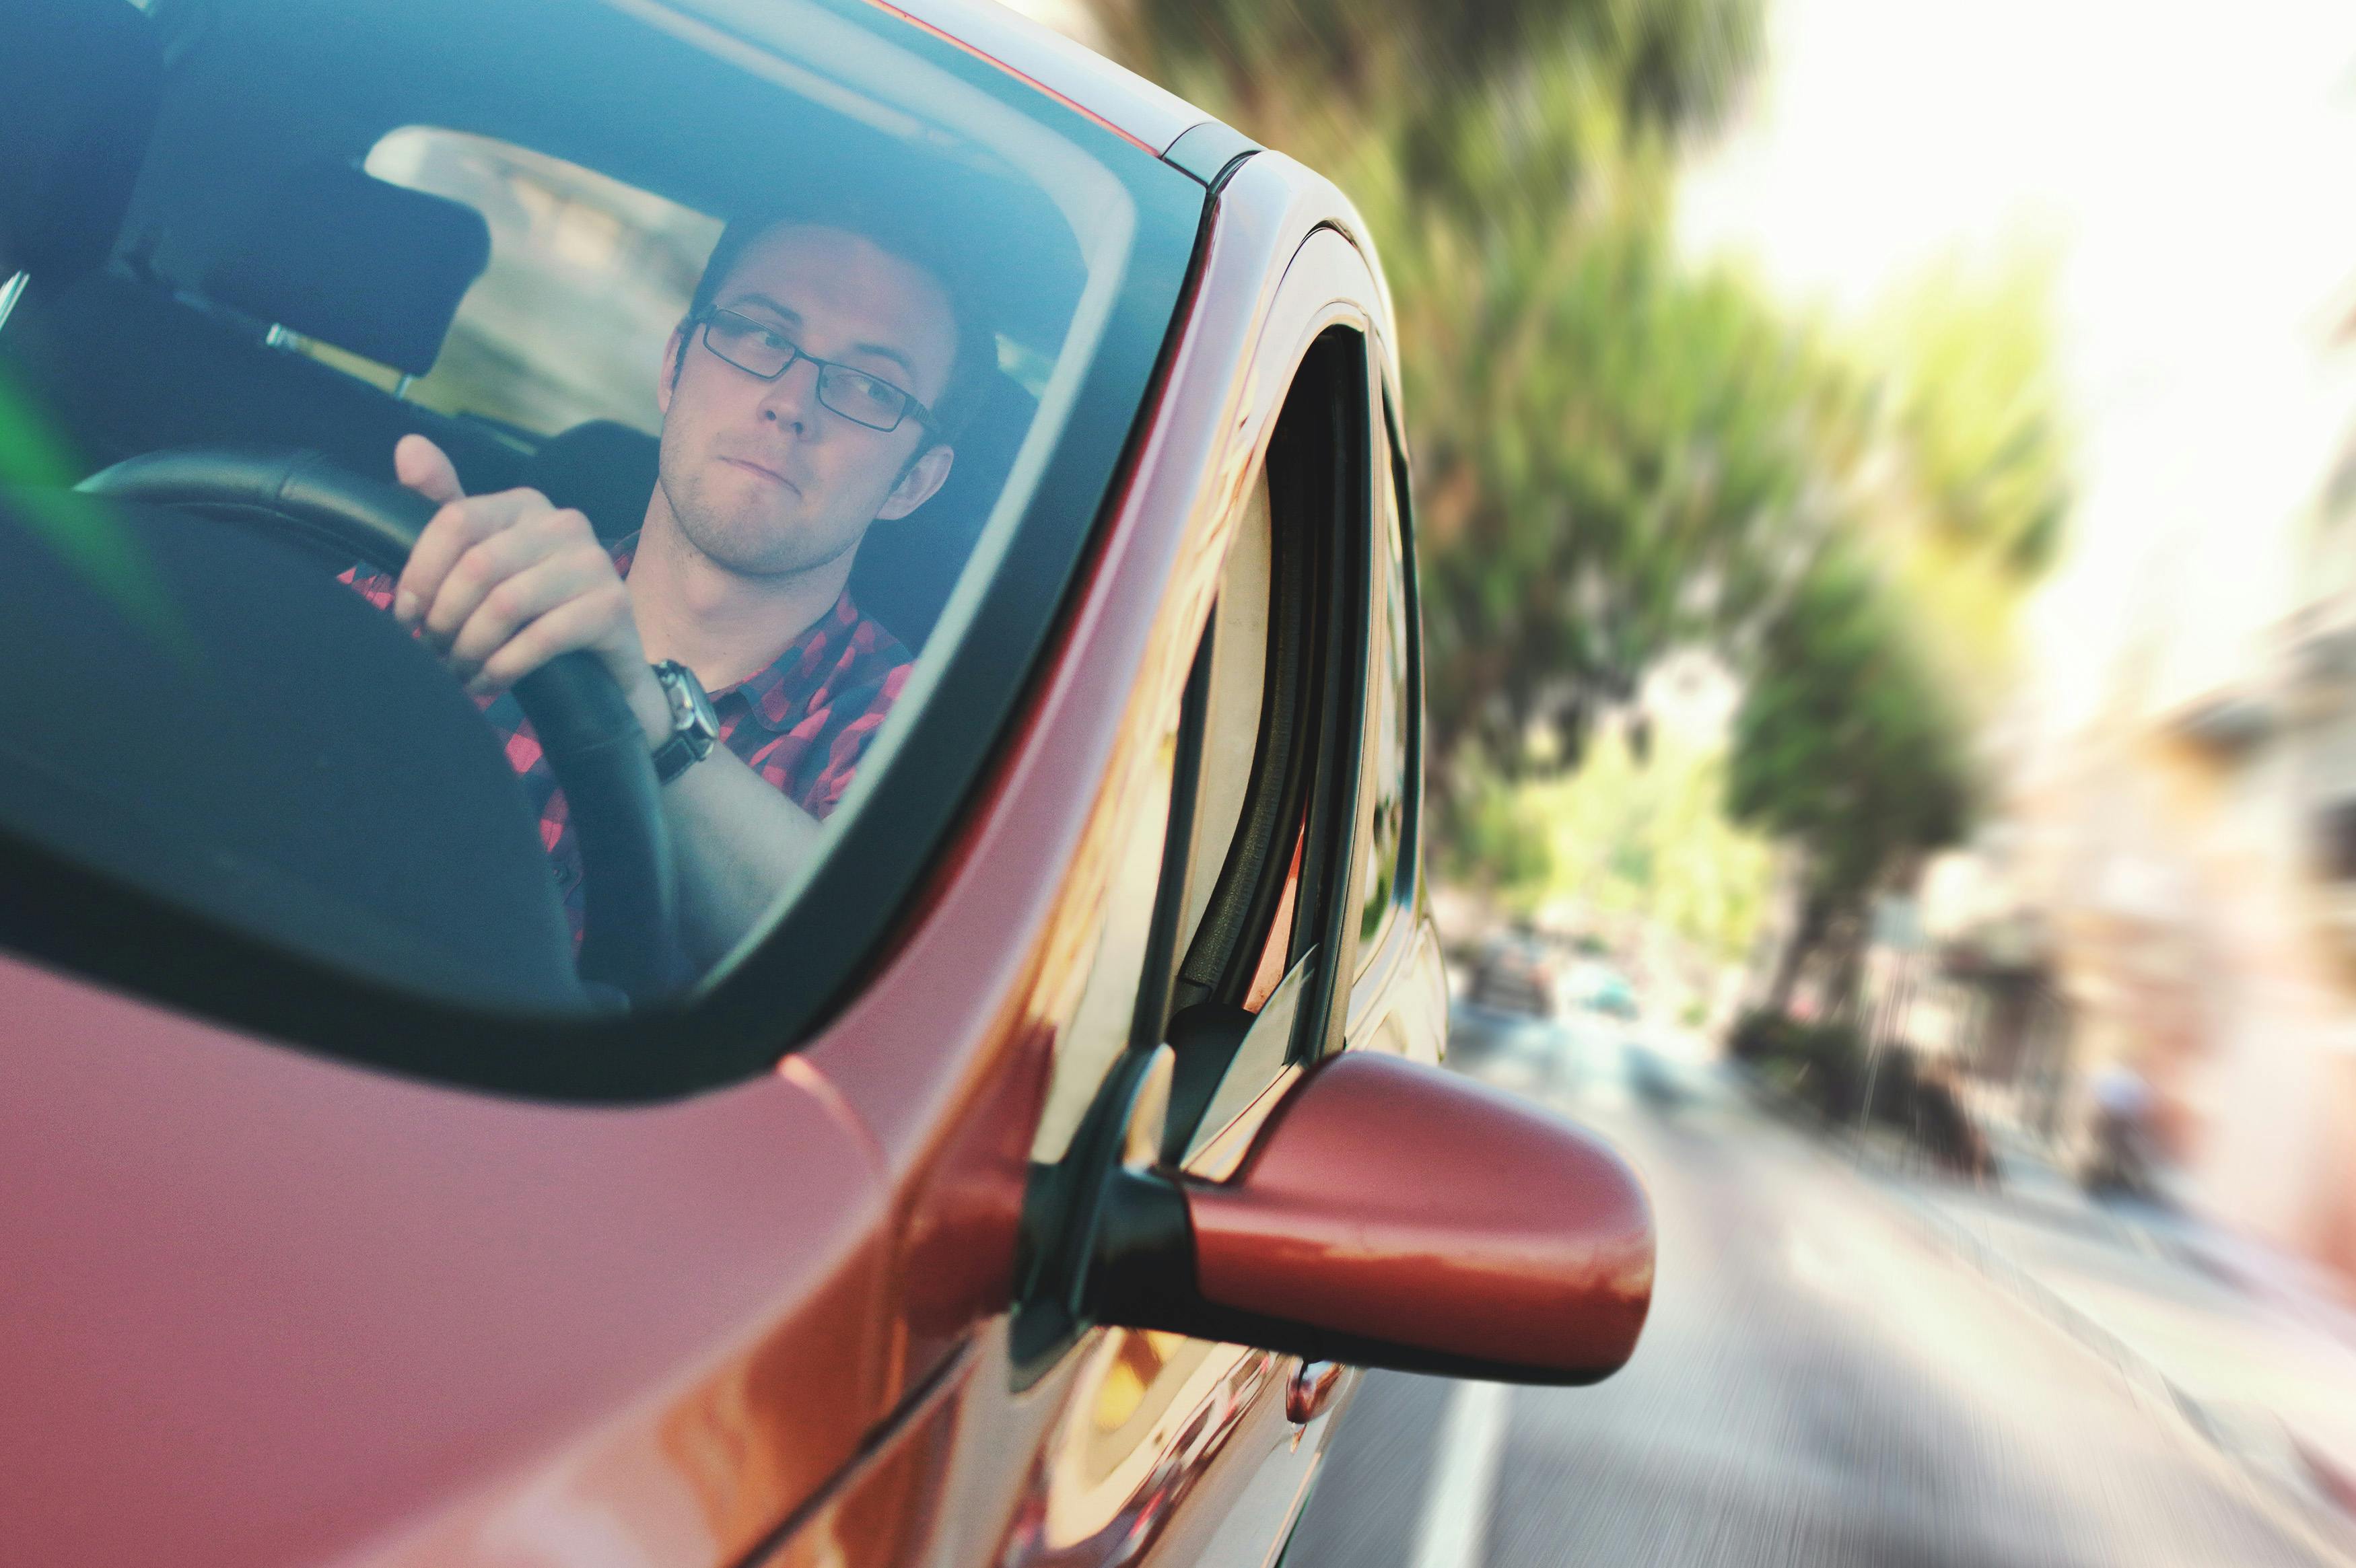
1352, 376, 1424, 976
1388, 383, 1426, 923
1146, 318, 1375, 1069
1281, 324, 1375, 1062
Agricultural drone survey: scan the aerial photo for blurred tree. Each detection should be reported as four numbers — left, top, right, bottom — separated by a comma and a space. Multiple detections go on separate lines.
1727, 542, 1974, 1013
1461, 715, 1775, 964
1714, 256, 2067, 1011
1871, 256, 2070, 578
1404, 189, 1862, 781
1093, 0, 1758, 176
1850, 254, 2073, 711
1085, 0, 2064, 1011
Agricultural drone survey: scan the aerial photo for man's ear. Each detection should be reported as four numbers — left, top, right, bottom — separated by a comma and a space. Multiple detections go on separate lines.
656, 322, 687, 416
877, 442, 955, 521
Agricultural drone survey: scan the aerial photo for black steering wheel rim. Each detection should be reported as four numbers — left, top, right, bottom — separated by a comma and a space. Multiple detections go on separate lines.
76, 446, 683, 1005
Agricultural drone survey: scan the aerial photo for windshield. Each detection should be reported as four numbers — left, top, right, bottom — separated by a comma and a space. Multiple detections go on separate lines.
0, 0, 1202, 1089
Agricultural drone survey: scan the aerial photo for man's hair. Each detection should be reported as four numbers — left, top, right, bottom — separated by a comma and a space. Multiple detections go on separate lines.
676, 196, 996, 447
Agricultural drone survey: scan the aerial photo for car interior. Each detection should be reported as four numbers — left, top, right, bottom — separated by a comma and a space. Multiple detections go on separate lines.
0, 0, 1098, 1016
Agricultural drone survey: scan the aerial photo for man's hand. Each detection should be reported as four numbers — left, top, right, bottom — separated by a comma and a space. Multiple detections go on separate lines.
392, 434, 670, 746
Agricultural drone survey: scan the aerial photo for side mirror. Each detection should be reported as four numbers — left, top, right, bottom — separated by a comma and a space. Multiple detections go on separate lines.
1091, 1051, 1654, 1384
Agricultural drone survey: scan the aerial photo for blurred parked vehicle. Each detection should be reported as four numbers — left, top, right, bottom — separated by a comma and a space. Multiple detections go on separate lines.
2081, 1063, 2159, 1201
1468, 928, 1564, 1015
1568, 960, 1640, 1021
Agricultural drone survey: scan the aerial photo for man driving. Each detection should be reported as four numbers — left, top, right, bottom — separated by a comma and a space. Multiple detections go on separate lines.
349, 205, 989, 969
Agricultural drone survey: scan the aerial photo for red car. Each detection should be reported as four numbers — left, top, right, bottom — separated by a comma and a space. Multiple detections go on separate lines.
0, 3, 1653, 1565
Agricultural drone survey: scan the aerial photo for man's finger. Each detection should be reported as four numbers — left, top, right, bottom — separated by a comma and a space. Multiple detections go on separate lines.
466, 582, 637, 697
442, 543, 617, 678
390, 435, 473, 625
394, 433, 465, 507
398, 488, 557, 634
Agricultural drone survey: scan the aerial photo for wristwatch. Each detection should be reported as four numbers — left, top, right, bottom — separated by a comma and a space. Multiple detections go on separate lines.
648, 660, 720, 784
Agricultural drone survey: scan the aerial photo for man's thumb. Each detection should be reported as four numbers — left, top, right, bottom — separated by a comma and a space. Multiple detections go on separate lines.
394, 433, 465, 507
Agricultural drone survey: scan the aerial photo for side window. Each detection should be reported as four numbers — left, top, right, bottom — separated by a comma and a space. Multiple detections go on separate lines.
1170, 470, 1295, 1014
1354, 392, 1418, 972
1156, 328, 1372, 1155
1023, 329, 1373, 1169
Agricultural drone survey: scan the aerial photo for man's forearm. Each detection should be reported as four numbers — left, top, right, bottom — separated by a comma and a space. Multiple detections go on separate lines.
660, 748, 827, 968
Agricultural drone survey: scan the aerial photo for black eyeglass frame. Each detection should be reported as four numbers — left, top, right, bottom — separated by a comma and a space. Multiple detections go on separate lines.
690, 306, 940, 434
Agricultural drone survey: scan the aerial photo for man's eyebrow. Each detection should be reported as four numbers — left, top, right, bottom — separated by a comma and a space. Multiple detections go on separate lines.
726, 292, 800, 326
725, 292, 919, 382
847, 340, 919, 382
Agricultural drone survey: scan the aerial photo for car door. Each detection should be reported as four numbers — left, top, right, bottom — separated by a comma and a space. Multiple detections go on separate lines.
743, 205, 1399, 1568
993, 242, 1392, 1568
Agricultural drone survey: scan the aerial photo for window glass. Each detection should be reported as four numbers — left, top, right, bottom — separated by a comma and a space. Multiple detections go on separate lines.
1030, 723, 1177, 1164
363, 129, 722, 437
0, 0, 1202, 1090
1354, 408, 1414, 966
1176, 474, 1272, 959
1034, 481, 1275, 1161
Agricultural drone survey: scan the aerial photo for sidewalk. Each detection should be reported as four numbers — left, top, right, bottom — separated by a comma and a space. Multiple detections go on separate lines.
1739, 1065, 2356, 1559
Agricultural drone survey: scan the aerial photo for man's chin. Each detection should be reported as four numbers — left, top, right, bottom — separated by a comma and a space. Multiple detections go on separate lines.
677, 507, 839, 581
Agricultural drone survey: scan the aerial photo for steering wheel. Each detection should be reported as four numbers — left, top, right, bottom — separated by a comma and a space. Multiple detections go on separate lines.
76, 447, 684, 1005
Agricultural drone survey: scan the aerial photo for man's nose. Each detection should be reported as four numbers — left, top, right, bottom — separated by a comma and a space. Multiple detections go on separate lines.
757, 353, 824, 431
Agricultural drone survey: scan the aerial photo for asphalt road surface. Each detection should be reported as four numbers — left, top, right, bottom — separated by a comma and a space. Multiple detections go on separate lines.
1283, 1007, 2341, 1568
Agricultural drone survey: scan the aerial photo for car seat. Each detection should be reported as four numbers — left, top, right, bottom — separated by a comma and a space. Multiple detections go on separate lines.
3, 149, 528, 496
0, 0, 165, 288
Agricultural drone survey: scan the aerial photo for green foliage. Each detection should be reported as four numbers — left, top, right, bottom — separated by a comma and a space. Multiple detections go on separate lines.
1451, 719, 1774, 963
1103, 0, 1759, 174
1868, 255, 2072, 581
1406, 199, 1857, 773
1727, 542, 1973, 914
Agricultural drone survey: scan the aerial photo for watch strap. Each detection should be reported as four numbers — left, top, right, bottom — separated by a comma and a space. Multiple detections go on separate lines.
652, 732, 701, 785
648, 660, 719, 785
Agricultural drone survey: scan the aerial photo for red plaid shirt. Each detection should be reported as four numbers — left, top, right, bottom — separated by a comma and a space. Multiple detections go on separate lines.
345, 536, 910, 943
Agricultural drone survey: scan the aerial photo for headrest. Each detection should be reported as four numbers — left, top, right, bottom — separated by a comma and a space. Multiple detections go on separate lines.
530, 421, 663, 543
0, 0, 166, 283
206, 165, 490, 376
852, 368, 1037, 646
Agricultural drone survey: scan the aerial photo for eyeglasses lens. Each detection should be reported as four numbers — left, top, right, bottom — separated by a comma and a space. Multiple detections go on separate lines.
701, 314, 908, 432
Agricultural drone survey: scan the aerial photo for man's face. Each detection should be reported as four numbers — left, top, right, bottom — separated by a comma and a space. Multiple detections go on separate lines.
653, 223, 958, 578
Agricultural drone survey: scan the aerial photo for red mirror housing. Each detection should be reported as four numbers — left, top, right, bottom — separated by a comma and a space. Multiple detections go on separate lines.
1092, 1052, 1655, 1384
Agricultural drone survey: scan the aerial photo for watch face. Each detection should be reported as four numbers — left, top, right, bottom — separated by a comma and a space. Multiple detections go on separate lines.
658, 662, 720, 752
686, 678, 718, 736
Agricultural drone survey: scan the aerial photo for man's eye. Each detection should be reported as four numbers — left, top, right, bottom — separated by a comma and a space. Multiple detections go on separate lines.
840, 373, 898, 411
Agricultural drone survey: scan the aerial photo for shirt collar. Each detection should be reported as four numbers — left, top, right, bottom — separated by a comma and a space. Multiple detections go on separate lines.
609, 532, 876, 736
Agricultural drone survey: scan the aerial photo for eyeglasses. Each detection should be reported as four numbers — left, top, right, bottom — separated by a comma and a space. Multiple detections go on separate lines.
693, 308, 936, 434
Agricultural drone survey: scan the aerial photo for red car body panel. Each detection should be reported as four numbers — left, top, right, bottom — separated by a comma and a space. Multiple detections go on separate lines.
0, 956, 887, 1568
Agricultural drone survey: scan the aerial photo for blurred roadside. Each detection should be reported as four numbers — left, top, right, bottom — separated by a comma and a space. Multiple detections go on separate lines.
1436, 861, 2356, 1544
1733, 1038, 2356, 1548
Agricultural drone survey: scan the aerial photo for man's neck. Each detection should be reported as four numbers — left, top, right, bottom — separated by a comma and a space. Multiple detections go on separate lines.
625, 502, 858, 690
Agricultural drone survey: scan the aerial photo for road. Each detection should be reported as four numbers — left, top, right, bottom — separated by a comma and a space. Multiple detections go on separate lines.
1284, 1007, 2341, 1568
